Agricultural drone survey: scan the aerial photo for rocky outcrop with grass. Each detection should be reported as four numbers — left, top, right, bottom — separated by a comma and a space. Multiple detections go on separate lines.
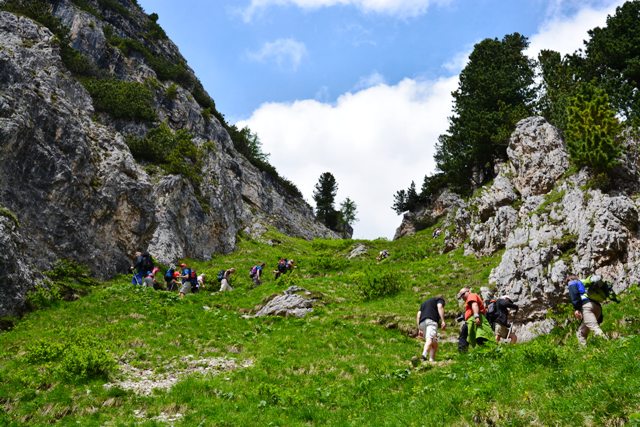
0, 2, 336, 316
396, 116, 640, 336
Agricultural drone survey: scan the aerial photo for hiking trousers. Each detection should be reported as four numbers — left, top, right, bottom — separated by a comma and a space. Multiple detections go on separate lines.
577, 301, 605, 345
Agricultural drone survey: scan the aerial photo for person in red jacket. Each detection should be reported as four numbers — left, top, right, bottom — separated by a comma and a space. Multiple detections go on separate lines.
456, 287, 492, 352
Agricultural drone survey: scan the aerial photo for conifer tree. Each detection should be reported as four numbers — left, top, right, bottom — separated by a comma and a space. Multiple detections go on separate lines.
565, 82, 621, 175
392, 190, 407, 214
313, 172, 339, 229
339, 198, 358, 228
435, 33, 535, 194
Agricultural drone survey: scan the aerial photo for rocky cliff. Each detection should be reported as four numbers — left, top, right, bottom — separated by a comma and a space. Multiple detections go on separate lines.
0, 1, 337, 316
395, 117, 640, 339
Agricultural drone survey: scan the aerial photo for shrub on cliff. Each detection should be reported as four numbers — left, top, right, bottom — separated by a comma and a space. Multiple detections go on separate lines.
81, 78, 156, 122
126, 123, 203, 188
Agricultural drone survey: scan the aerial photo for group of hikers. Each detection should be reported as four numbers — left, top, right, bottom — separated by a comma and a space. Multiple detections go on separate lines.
416, 273, 619, 362
130, 250, 619, 360
129, 251, 295, 297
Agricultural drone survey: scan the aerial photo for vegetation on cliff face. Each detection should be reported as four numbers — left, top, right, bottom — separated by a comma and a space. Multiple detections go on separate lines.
0, 0, 304, 201
1, 226, 639, 425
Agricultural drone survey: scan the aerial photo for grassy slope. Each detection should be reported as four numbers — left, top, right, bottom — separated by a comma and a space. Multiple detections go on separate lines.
0, 227, 639, 426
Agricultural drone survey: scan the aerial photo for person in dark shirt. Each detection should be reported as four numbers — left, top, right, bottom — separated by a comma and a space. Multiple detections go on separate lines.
494, 296, 519, 344
416, 296, 446, 362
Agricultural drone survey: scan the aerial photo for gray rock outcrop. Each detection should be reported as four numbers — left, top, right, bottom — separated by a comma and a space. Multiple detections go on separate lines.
0, 3, 336, 316
395, 116, 640, 340
253, 286, 315, 318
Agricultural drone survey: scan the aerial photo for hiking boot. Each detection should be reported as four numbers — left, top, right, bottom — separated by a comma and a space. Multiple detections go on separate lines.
421, 355, 427, 361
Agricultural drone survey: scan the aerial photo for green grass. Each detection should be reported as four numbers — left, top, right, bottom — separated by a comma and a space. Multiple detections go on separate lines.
1, 226, 639, 425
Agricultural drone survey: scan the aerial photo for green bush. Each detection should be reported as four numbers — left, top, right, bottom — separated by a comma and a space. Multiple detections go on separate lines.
163, 129, 203, 187
355, 269, 402, 301
24, 340, 65, 363
126, 123, 204, 191
23, 334, 115, 382
165, 83, 179, 100
80, 78, 156, 121
126, 122, 174, 163
26, 283, 62, 310
25, 260, 99, 310
45, 259, 98, 287
145, 12, 167, 40
306, 256, 348, 275
57, 343, 115, 381
565, 82, 622, 175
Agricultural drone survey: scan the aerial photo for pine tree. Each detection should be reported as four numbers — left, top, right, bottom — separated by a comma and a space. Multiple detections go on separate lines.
313, 172, 339, 229
392, 189, 407, 214
435, 33, 536, 194
565, 82, 621, 175
340, 198, 358, 227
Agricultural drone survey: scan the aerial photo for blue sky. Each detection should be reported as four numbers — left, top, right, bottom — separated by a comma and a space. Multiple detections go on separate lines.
137, 0, 624, 240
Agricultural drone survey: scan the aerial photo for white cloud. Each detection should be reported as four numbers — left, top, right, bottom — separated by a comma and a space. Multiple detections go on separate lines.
527, 0, 625, 58
235, 1, 627, 240
247, 38, 308, 71
442, 45, 473, 74
236, 76, 456, 239
241, 0, 452, 21
352, 71, 386, 91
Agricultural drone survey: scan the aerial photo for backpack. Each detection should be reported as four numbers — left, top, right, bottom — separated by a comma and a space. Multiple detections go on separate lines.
249, 265, 258, 277
277, 259, 287, 273
485, 299, 498, 324
141, 253, 154, 272
164, 268, 174, 280
190, 270, 197, 280
585, 278, 608, 303
217, 269, 225, 282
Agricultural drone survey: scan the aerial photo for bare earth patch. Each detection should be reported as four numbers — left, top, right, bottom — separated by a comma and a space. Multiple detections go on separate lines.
104, 355, 253, 396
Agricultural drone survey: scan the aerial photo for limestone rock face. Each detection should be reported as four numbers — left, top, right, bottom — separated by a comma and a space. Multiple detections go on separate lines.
0, 4, 336, 316
394, 190, 465, 240
395, 116, 640, 340
506, 116, 569, 198
0, 215, 37, 317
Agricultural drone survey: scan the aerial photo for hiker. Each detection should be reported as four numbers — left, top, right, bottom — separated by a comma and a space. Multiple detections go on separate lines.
131, 251, 144, 285
142, 271, 155, 288
250, 262, 265, 286
456, 287, 494, 352
197, 273, 206, 290
164, 264, 177, 290
179, 263, 192, 298
286, 259, 295, 272
219, 268, 235, 292
492, 296, 519, 344
274, 258, 288, 279
376, 250, 389, 262
141, 251, 154, 275
567, 274, 618, 345
416, 296, 446, 362
150, 267, 163, 290
166, 270, 180, 292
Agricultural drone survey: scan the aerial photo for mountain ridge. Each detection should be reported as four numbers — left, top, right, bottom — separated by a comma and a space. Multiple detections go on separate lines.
0, 0, 337, 317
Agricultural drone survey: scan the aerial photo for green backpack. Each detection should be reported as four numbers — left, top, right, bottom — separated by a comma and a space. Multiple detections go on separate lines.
583, 275, 618, 303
